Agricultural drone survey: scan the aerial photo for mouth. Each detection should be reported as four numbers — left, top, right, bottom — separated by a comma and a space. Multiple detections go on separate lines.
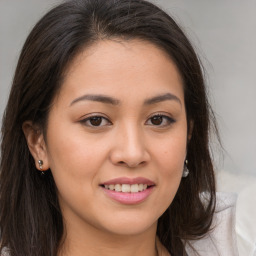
101, 183, 153, 193
100, 177, 155, 204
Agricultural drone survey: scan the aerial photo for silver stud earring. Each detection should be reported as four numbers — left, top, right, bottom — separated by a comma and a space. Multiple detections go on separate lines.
182, 160, 189, 178
38, 160, 43, 170
38, 160, 46, 176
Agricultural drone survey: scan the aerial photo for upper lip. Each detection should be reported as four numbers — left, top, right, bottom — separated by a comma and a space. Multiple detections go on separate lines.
101, 177, 155, 186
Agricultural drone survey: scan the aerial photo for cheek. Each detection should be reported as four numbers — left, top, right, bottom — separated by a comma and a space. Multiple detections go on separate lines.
159, 145, 185, 186
151, 132, 187, 207
45, 122, 108, 188
161, 143, 186, 172
153, 129, 187, 171
45, 127, 110, 216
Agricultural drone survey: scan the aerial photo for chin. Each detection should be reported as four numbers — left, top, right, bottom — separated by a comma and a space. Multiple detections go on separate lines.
97, 213, 158, 236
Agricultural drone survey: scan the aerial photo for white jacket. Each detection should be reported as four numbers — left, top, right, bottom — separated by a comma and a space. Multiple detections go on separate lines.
186, 192, 239, 256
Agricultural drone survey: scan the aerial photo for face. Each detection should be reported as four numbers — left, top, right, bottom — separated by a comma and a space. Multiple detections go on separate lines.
43, 39, 188, 236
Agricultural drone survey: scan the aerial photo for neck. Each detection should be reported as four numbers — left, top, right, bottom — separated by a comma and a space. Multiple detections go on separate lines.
58, 220, 161, 256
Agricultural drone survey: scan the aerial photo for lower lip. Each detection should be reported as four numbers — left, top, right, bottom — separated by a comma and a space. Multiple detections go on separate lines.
101, 186, 154, 205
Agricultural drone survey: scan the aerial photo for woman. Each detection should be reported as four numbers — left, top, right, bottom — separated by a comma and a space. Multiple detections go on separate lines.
0, 0, 238, 255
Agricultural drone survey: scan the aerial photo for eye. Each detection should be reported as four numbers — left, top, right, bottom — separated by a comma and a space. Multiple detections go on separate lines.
80, 115, 111, 127
146, 114, 175, 127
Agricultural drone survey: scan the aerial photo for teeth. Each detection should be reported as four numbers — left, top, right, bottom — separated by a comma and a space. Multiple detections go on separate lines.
122, 184, 131, 193
109, 184, 115, 190
131, 184, 139, 192
114, 184, 122, 192
103, 184, 149, 192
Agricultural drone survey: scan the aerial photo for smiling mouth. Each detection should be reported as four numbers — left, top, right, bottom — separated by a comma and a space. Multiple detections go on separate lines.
101, 184, 154, 193
100, 183, 155, 205
100, 177, 155, 204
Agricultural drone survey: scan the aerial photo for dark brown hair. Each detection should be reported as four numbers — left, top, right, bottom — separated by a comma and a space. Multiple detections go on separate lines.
0, 0, 216, 255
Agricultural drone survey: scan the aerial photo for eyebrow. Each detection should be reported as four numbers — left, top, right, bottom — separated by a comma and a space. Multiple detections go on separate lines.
144, 93, 181, 105
70, 94, 120, 106
70, 92, 181, 106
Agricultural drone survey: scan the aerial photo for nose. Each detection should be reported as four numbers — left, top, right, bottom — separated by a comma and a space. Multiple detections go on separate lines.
109, 124, 150, 168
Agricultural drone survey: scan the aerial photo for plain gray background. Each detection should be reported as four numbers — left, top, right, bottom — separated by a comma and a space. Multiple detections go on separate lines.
0, 0, 255, 176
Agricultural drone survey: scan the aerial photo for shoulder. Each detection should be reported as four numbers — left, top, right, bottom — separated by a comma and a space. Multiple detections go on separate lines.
185, 192, 239, 256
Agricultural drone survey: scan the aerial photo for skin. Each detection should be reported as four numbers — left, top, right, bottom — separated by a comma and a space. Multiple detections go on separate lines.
23, 39, 189, 256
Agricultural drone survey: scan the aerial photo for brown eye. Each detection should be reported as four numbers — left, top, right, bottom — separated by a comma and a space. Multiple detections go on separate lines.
80, 115, 111, 127
89, 117, 102, 126
146, 114, 175, 127
151, 116, 163, 125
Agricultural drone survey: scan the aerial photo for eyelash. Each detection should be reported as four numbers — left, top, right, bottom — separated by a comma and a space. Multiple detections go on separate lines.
79, 115, 112, 127
145, 114, 175, 127
80, 113, 175, 128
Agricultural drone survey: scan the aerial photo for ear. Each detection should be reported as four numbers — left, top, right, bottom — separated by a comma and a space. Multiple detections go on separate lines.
22, 121, 50, 171
187, 120, 194, 141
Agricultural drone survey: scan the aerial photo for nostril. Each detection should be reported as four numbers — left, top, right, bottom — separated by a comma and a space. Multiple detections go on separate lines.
117, 160, 147, 168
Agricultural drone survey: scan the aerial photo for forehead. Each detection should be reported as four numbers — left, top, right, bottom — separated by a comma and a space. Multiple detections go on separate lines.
59, 39, 184, 104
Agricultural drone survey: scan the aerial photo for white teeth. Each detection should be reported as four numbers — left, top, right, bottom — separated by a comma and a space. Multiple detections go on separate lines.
122, 184, 131, 193
114, 184, 122, 192
131, 184, 139, 193
109, 184, 115, 190
138, 184, 144, 192
103, 184, 149, 192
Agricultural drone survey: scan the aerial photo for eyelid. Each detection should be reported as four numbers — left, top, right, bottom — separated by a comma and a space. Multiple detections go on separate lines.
145, 112, 176, 126
78, 112, 175, 128
79, 113, 112, 127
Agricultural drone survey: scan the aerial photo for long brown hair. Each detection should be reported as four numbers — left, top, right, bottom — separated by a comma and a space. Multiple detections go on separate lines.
0, 0, 216, 255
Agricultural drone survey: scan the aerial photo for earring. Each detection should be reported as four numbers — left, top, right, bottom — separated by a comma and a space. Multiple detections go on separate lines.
38, 160, 43, 170
182, 160, 189, 178
38, 160, 46, 176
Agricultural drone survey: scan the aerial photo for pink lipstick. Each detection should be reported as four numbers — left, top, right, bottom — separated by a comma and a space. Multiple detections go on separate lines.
100, 177, 155, 205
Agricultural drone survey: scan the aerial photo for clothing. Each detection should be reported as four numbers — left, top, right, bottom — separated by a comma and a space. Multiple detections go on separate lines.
185, 192, 239, 256
236, 182, 256, 256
